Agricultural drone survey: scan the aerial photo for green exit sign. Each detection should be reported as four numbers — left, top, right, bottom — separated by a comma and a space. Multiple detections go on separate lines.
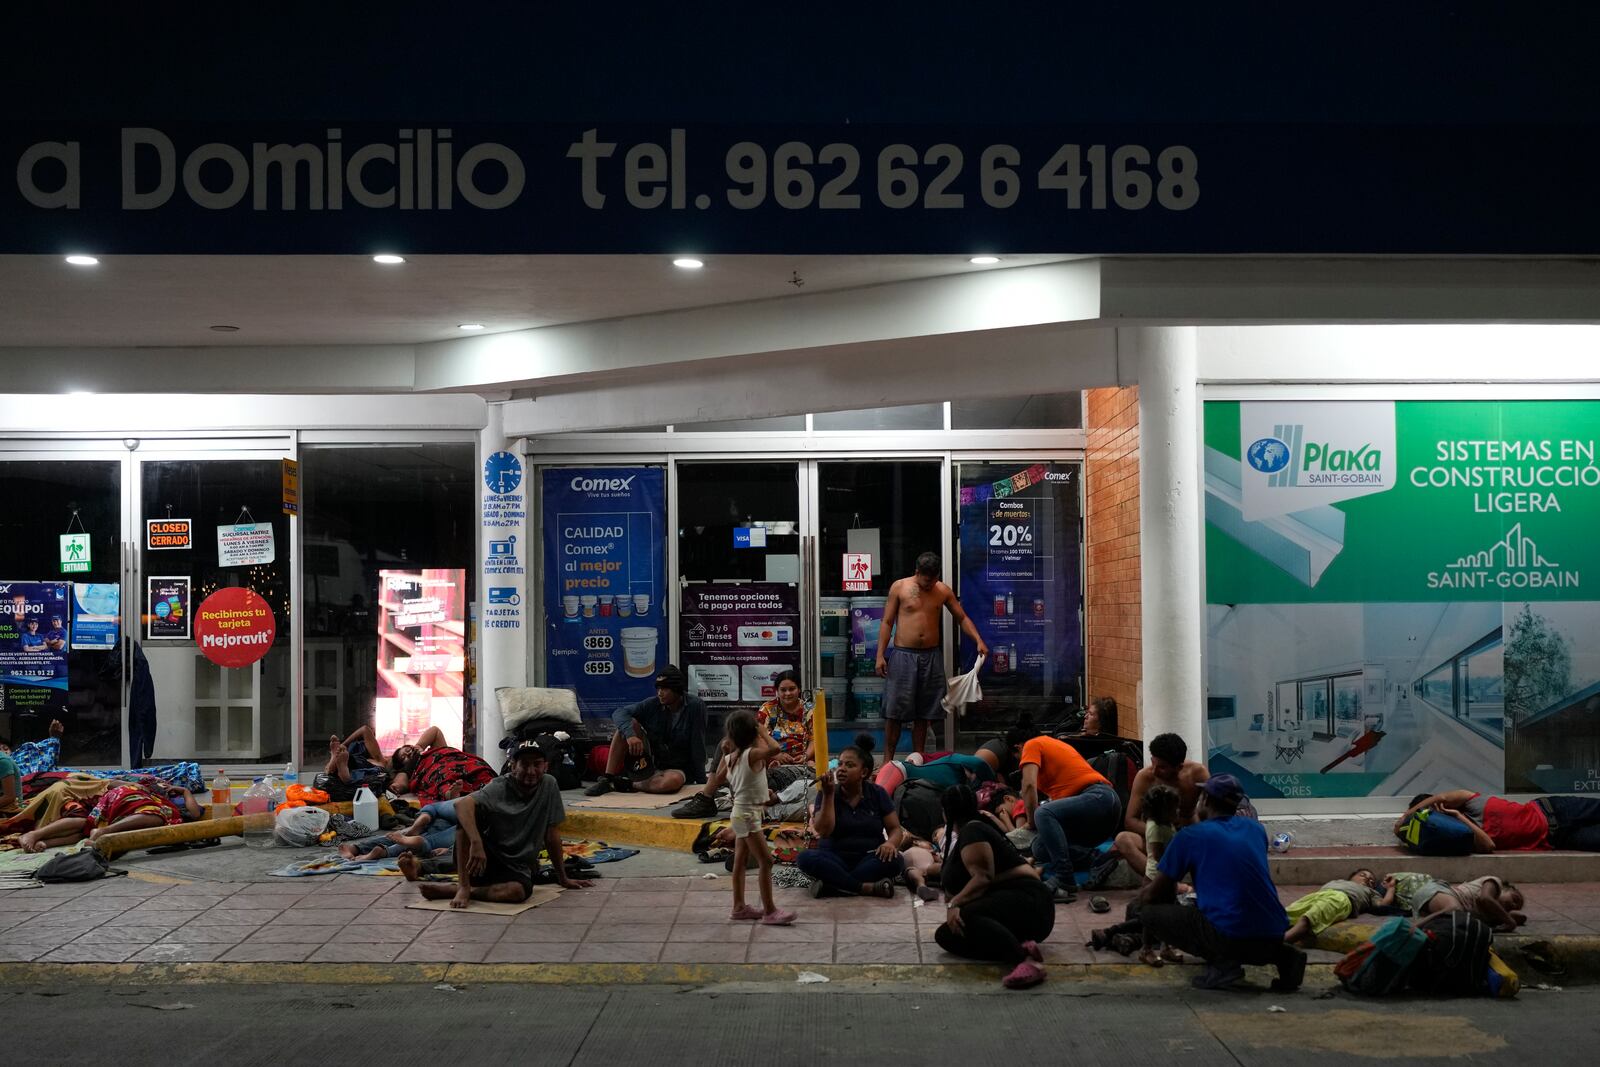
60, 532, 91, 574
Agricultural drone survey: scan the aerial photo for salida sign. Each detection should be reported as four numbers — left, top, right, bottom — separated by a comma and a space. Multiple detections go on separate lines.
194, 587, 276, 668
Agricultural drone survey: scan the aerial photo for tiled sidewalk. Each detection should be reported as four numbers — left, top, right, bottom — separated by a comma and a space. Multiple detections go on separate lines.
2, 875, 1597, 968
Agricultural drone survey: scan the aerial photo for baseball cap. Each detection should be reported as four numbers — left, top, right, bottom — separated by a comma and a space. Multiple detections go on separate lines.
1200, 773, 1245, 804
654, 665, 687, 693
511, 738, 547, 762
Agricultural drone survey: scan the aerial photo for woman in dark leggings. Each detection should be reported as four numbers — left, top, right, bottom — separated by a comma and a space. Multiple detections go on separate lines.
797, 734, 907, 897
935, 784, 1056, 988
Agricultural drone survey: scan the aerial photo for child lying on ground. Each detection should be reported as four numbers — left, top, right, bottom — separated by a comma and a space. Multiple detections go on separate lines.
1390, 871, 1527, 932
1283, 868, 1392, 945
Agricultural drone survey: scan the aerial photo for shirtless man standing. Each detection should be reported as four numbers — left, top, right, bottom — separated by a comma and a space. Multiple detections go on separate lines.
874, 552, 988, 764
1113, 732, 1210, 875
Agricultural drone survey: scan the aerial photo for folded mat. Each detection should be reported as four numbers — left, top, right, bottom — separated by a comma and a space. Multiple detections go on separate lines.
406, 885, 562, 914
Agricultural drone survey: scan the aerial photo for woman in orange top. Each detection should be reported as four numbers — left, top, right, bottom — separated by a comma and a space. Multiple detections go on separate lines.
1018, 735, 1120, 903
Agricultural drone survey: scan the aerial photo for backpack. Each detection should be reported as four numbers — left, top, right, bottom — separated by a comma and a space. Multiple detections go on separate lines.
1412, 910, 1494, 996
1087, 750, 1138, 826
1399, 807, 1475, 855
36, 847, 122, 883
895, 778, 946, 842
1335, 916, 1429, 996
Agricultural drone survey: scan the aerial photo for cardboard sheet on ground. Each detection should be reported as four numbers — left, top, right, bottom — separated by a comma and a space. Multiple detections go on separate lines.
569, 783, 702, 810
406, 884, 562, 914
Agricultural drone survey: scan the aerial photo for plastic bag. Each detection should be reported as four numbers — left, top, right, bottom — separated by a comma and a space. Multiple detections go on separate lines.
941, 654, 985, 715
274, 805, 332, 847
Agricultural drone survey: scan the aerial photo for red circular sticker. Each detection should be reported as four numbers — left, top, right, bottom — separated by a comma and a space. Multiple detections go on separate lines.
195, 587, 277, 668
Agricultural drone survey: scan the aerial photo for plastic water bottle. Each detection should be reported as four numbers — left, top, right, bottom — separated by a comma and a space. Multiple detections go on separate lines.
241, 778, 276, 849
210, 768, 232, 812
283, 761, 298, 789
265, 774, 284, 808
352, 785, 379, 834
1270, 831, 1296, 853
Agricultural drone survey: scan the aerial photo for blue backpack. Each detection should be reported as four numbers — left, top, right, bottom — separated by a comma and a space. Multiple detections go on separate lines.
1399, 807, 1475, 855
1335, 916, 1430, 995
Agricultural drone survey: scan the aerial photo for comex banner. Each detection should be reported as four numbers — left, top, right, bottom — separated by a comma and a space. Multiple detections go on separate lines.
542, 467, 667, 718
1204, 399, 1600, 799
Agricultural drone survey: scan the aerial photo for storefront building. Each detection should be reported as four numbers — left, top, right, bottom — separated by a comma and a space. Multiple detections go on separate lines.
4, 9, 1600, 810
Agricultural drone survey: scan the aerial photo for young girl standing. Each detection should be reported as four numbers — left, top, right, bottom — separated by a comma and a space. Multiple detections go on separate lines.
725, 710, 796, 925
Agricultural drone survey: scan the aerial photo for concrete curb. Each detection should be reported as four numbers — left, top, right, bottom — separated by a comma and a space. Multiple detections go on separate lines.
0, 960, 1275, 988
1270, 851, 1600, 885
1313, 924, 1600, 985
563, 810, 704, 851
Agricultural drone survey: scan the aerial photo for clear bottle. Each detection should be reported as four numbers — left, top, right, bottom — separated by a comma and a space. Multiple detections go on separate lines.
1270, 831, 1296, 853
240, 777, 276, 849
209, 768, 232, 810
283, 761, 298, 789
1006, 592, 1015, 615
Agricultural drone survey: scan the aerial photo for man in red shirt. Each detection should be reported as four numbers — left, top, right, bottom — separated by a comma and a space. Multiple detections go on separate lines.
1394, 789, 1600, 852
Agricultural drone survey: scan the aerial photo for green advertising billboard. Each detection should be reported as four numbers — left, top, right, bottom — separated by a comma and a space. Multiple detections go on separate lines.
1204, 400, 1600, 799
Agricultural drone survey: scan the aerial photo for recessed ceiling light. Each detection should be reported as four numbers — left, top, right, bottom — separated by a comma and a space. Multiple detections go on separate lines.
458, 323, 486, 331
672, 257, 704, 270
969, 255, 1001, 265
372, 253, 406, 265
209, 325, 240, 332
65, 254, 99, 266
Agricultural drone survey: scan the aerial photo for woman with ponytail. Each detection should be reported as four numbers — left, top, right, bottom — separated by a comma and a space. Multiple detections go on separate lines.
935, 783, 1056, 988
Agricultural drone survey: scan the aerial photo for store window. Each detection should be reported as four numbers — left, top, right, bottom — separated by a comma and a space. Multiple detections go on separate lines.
951, 393, 1083, 429
300, 444, 475, 769
0, 459, 122, 765
954, 461, 1084, 742
813, 404, 944, 431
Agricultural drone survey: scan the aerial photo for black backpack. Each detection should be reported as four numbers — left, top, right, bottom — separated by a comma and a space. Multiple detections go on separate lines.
894, 778, 946, 842
37, 848, 122, 883
1412, 911, 1494, 996
1087, 749, 1139, 826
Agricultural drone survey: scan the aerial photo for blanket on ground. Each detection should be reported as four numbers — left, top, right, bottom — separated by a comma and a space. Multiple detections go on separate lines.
269, 839, 639, 878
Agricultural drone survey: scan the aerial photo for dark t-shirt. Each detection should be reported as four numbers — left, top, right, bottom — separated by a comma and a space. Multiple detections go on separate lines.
813, 782, 895, 855
471, 773, 565, 881
941, 818, 1027, 897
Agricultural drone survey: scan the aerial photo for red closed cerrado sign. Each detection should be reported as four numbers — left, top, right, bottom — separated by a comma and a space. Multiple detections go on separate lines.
195, 587, 277, 668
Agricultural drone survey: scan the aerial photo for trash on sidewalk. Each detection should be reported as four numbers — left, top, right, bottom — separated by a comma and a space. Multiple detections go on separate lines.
433, 983, 462, 993
701, 873, 718, 879
1267, 1005, 1287, 1013
796, 971, 829, 984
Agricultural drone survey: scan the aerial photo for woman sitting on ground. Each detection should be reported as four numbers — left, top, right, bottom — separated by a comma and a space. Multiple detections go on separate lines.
796, 735, 906, 898
15, 782, 203, 852
935, 783, 1056, 989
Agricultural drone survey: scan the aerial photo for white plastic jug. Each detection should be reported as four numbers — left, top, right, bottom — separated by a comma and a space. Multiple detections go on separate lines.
352, 785, 379, 833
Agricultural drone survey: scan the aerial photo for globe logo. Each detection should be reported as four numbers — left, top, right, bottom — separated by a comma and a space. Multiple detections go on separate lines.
1247, 437, 1291, 474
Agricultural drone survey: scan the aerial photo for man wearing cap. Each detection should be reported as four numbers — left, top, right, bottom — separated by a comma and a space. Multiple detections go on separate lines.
399, 739, 589, 907
1134, 774, 1304, 992
586, 664, 708, 796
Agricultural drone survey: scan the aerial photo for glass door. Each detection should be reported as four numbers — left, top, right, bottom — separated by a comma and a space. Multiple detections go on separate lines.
133, 444, 296, 769
0, 449, 130, 766
674, 461, 807, 743
813, 460, 946, 743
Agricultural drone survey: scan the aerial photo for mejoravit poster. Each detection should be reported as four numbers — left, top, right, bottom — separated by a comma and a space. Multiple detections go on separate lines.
680, 583, 801, 704
1204, 400, 1600, 798
0, 581, 71, 717
956, 462, 1084, 719
541, 467, 666, 718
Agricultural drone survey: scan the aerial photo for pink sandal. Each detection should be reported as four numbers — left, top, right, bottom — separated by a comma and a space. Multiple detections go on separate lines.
761, 908, 797, 925
1019, 940, 1044, 963
1002, 960, 1047, 989
730, 904, 765, 921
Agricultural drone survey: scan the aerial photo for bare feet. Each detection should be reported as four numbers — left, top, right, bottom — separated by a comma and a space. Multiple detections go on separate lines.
19, 831, 44, 853
48, 719, 64, 739
387, 832, 425, 849
396, 852, 422, 881
1160, 946, 1185, 964
1138, 947, 1164, 968
417, 881, 455, 901
450, 888, 471, 909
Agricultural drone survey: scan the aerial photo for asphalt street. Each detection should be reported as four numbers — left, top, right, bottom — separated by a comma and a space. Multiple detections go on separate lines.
3, 980, 1592, 1065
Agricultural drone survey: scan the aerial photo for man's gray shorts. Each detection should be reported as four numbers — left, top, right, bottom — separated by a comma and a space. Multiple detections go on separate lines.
884, 646, 947, 722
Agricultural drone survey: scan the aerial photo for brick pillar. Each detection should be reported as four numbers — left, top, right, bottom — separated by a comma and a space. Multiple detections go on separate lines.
1085, 385, 1142, 738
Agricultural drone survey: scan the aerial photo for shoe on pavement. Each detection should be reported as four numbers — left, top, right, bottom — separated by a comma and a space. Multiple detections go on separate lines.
583, 776, 616, 798
761, 908, 797, 926
1002, 960, 1047, 989
1044, 878, 1078, 905
730, 904, 765, 921
1192, 963, 1248, 991
1019, 940, 1044, 964
807, 878, 828, 898
672, 792, 719, 819
1271, 948, 1307, 992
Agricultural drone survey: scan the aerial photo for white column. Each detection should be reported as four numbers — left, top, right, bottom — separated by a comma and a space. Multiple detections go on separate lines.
477, 402, 525, 761
1129, 326, 1204, 750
